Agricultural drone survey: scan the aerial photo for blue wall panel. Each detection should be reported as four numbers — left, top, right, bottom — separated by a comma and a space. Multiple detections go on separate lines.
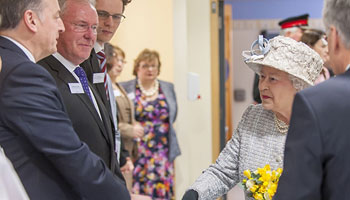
225, 0, 323, 20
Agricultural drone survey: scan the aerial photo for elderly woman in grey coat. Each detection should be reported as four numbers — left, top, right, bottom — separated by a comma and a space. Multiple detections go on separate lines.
182, 36, 323, 200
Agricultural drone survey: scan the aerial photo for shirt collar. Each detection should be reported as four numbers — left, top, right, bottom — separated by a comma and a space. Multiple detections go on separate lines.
52, 52, 79, 73
94, 42, 104, 53
2, 36, 36, 63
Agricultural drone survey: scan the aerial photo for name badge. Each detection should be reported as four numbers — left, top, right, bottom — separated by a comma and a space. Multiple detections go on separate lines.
127, 92, 135, 100
93, 73, 104, 84
114, 89, 121, 97
68, 83, 84, 94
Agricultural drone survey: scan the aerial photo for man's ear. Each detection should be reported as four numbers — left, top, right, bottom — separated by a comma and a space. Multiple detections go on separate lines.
331, 25, 341, 54
327, 26, 336, 55
23, 10, 39, 33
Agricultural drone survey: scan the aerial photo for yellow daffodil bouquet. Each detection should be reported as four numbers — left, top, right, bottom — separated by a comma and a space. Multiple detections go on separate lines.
240, 164, 283, 200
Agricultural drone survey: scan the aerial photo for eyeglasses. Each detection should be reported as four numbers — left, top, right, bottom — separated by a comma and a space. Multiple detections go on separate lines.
97, 10, 125, 23
140, 64, 157, 70
71, 22, 98, 34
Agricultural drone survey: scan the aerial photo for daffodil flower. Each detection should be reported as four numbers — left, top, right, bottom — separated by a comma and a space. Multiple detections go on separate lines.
241, 164, 283, 200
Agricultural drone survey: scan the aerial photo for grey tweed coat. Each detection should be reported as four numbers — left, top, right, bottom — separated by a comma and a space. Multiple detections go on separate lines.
189, 104, 287, 200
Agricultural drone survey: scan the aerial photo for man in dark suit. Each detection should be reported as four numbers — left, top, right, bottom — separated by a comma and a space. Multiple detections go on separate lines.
0, 0, 130, 199
274, 0, 350, 199
81, 0, 133, 172
38, 0, 126, 182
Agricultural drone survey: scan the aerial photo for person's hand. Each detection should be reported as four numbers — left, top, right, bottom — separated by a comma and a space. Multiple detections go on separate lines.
132, 123, 144, 139
0, 56, 2, 72
130, 194, 152, 200
120, 157, 134, 173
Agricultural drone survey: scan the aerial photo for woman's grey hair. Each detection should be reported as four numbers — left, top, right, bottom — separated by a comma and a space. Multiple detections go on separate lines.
58, 0, 96, 17
323, 0, 350, 48
280, 27, 300, 37
0, 0, 43, 31
288, 75, 309, 92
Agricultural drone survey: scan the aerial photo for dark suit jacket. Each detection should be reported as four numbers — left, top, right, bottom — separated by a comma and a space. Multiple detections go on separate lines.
120, 79, 181, 162
38, 55, 126, 181
0, 36, 130, 199
275, 70, 350, 200
81, 49, 130, 166
81, 49, 111, 112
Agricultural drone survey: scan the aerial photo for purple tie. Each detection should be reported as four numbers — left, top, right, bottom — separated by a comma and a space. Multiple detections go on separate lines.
74, 66, 93, 102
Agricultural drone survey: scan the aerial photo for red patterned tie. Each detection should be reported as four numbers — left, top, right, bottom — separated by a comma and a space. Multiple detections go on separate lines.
96, 50, 109, 100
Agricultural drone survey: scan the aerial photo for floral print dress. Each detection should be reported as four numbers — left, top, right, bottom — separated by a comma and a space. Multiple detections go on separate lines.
132, 85, 174, 200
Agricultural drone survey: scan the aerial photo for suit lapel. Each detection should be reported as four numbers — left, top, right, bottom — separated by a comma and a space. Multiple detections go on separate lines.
92, 85, 117, 171
45, 56, 77, 83
43, 56, 111, 144
88, 83, 114, 146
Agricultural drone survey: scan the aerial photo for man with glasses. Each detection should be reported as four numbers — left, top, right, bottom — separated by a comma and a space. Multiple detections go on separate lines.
81, 0, 134, 181
38, 0, 129, 197
0, 0, 129, 199
275, 0, 350, 199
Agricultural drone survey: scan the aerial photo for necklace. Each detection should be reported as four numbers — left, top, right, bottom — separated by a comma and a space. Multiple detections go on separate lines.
137, 79, 159, 97
274, 114, 289, 134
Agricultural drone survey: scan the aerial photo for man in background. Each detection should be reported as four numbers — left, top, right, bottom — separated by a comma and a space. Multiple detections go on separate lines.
278, 13, 309, 41
81, 0, 134, 174
275, 0, 350, 199
0, 0, 129, 199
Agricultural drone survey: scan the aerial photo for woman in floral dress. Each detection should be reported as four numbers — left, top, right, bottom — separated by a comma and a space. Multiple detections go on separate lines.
120, 49, 180, 199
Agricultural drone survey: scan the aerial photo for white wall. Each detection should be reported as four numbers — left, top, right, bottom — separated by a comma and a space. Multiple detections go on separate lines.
173, 0, 213, 199
111, 0, 174, 82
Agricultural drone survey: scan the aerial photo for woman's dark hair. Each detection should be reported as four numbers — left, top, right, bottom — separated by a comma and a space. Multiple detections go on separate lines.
104, 43, 126, 72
